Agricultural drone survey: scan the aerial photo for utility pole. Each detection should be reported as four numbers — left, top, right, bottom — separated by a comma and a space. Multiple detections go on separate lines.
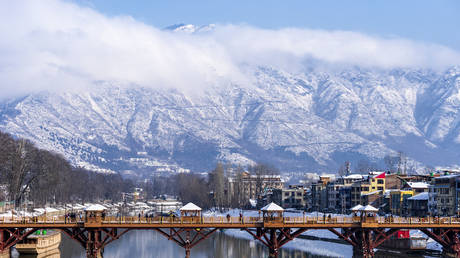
345, 161, 351, 176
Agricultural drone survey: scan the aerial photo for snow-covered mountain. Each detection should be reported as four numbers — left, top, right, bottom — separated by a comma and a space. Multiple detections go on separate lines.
1, 65, 459, 174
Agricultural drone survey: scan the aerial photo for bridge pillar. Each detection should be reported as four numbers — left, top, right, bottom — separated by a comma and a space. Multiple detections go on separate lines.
86, 229, 103, 258
155, 228, 217, 258
329, 228, 399, 258
268, 229, 279, 258
184, 229, 191, 258
350, 229, 373, 258
244, 228, 308, 258
62, 227, 131, 258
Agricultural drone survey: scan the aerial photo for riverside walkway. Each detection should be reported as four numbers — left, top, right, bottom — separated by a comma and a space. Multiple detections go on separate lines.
1, 214, 460, 257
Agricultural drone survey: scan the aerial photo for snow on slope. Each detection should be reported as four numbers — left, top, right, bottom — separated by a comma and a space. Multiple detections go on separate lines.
1, 66, 459, 173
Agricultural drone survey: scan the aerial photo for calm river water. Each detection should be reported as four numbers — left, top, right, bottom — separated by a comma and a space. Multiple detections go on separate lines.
13, 229, 429, 257
56, 230, 349, 258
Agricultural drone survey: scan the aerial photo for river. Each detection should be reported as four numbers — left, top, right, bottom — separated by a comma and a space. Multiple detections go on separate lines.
56, 229, 352, 258
13, 229, 434, 257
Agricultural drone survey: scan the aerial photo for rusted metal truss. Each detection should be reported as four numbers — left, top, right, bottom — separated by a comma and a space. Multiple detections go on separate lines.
243, 228, 308, 258
154, 228, 217, 258
4, 224, 460, 258
0, 228, 38, 251
61, 227, 131, 258
328, 228, 399, 258
421, 228, 460, 256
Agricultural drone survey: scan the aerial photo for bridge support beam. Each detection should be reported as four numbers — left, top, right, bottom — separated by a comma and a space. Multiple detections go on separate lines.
329, 228, 399, 258
155, 228, 217, 258
421, 228, 460, 258
0, 228, 38, 253
244, 228, 308, 258
62, 227, 131, 258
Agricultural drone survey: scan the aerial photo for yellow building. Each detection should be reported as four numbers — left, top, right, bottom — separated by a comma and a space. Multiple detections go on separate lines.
351, 172, 386, 207
390, 190, 414, 215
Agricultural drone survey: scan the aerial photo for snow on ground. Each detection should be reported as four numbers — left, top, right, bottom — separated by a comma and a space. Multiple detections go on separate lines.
410, 229, 442, 252
223, 228, 352, 257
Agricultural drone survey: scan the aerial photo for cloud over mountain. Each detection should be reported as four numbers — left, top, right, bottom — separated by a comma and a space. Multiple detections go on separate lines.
1, 0, 459, 99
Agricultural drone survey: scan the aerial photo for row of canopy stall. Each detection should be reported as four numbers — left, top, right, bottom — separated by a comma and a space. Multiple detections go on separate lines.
168, 202, 379, 219
1, 201, 379, 221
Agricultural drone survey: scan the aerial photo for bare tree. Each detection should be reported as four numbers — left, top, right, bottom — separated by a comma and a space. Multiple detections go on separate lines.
174, 173, 211, 209
0, 130, 132, 206
338, 161, 351, 176
209, 163, 226, 211
230, 166, 245, 208
249, 163, 279, 200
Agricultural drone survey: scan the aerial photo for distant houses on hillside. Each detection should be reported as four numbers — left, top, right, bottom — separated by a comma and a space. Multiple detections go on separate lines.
251, 169, 460, 217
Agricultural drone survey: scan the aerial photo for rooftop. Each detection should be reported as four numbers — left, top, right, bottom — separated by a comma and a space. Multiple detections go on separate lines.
180, 202, 201, 211
84, 204, 107, 211
408, 192, 429, 200
361, 190, 382, 196
261, 202, 284, 211
344, 174, 363, 179
407, 182, 429, 189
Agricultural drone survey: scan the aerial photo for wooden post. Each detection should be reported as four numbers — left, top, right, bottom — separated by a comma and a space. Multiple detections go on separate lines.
268, 229, 279, 258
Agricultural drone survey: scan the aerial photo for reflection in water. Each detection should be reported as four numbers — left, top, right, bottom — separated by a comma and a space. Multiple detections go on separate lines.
57, 230, 344, 258
8, 230, 432, 258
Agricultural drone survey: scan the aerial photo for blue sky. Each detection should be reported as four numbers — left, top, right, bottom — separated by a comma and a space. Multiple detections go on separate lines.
75, 0, 460, 50
1, 0, 459, 97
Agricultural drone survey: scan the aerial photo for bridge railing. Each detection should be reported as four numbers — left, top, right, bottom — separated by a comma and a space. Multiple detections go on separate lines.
99, 216, 264, 224
2, 215, 460, 225
0, 215, 81, 224
377, 216, 460, 224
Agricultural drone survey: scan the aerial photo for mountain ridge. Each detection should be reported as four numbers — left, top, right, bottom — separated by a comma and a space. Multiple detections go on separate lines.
1, 65, 459, 175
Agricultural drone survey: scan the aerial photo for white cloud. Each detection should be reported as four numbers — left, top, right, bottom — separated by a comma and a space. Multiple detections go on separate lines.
0, 0, 459, 98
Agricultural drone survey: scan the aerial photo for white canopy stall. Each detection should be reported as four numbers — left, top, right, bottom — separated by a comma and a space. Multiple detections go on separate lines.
84, 204, 107, 223
179, 202, 202, 217
260, 202, 284, 222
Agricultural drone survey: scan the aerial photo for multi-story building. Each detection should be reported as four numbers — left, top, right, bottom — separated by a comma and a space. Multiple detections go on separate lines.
327, 174, 362, 213
327, 182, 342, 213
310, 176, 331, 212
408, 192, 429, 217
351, 172, 386, 207
428, 184, 437, 216
281, 185, 306, 209
389, 181, 429, 216
429, 174, 460, 216
390, 190, 414, 216
228, 172, 284, 205
385, 173, 403, 190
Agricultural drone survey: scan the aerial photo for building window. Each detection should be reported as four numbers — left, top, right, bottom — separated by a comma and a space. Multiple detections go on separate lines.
377, 179, 384, 184
440, 188, 449, 195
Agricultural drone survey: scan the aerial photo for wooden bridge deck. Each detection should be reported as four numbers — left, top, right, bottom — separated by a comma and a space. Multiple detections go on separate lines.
1, 215, 460, 228
2, 215, 460, 257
